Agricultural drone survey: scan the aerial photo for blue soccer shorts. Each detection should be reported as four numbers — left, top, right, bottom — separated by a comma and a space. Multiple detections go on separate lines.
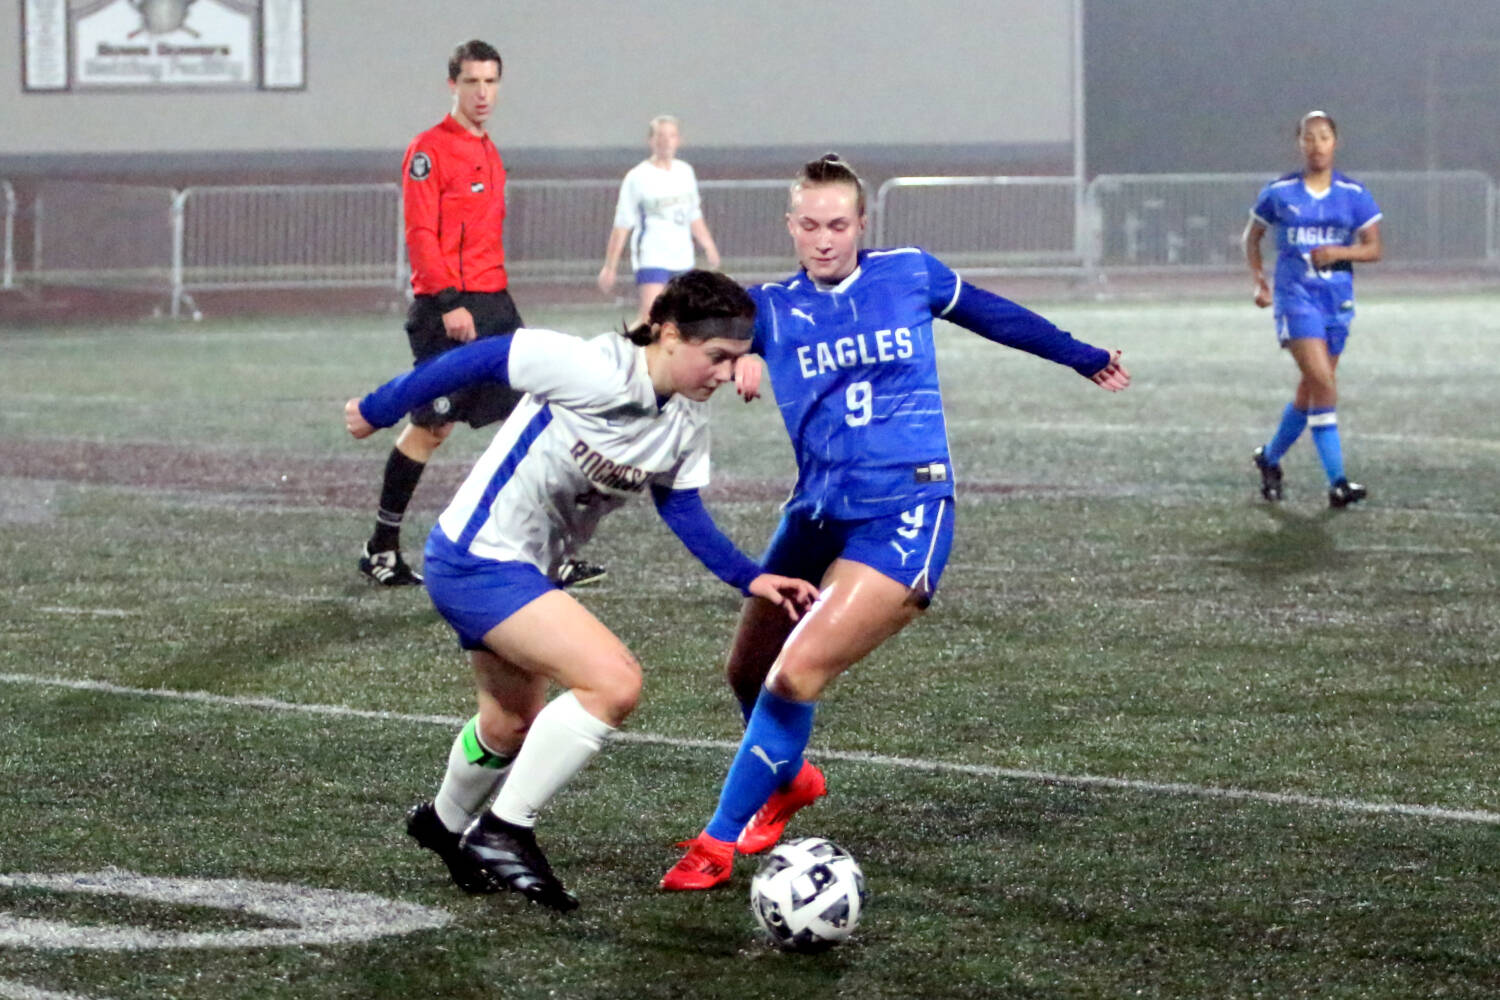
634, 266, 686, 286
759, 499, 955, 603
1276, 305, 1351, 357
422, 529, 557, 651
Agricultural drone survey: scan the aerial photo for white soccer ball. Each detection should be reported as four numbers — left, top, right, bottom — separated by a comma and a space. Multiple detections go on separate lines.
749, 836, 867, 952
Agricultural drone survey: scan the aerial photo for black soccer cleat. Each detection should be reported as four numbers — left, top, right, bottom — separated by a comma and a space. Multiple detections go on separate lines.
1328, 478, 1367, 509
360, 542, 424, 586
458, 812, 580, 912
405, 802, 499, 895
556, 557, 607, 589
1252, 446, 1284, 502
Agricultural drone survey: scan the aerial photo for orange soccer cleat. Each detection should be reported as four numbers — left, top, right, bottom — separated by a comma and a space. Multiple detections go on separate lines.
659, 832, 736, 891
735, 760, 828, 855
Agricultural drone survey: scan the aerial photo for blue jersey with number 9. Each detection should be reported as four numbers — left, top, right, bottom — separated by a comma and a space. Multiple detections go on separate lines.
748, 248, 962, 521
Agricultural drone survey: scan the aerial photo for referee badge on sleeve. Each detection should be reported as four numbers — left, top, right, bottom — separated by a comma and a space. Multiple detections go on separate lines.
408, 153, 432, 181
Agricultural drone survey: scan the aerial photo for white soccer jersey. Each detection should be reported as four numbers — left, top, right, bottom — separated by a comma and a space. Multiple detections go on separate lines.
612, 159, 703, 273
435, 328, 712, 576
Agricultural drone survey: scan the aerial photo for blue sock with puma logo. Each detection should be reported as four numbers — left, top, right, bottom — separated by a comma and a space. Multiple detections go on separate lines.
704, 686, 816, 843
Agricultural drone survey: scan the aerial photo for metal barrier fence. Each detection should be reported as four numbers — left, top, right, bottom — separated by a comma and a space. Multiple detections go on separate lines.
173, 184, 404, 317
1089, 173, 1249, 268
31, 181, 177, 293
875, 176, 1083, 271
1, 180, 14, 290
13, 171, 1499, 315
697, 179, 802, 277
1356, 170, 1494, 262
503, 179, 615, 283
1088, 170, 1496, 269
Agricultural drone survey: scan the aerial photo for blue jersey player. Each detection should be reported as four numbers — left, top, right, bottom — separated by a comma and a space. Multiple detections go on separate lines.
662, 154, 1130, 890
1243, 111, 1382, 507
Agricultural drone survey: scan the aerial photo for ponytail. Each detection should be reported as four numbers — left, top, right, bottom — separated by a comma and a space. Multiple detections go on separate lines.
790, 152, 866, 217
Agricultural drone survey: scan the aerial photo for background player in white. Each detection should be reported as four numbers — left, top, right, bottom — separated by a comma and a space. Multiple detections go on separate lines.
1243, 110, 1382, 508
661, 155, 1130, 890
597, 115, 722, 325
344, 271, 818, 910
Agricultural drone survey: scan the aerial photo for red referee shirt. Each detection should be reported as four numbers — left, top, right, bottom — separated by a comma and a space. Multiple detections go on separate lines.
402, 114, 509, 296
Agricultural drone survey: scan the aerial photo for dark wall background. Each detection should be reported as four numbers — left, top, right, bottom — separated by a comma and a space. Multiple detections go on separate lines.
1086, 0, 1500, 177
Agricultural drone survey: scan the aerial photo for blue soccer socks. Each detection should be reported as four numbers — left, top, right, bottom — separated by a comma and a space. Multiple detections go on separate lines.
1307, 407, 1345, 485
1263, 402, 1308, 464
704, 687, 816, 843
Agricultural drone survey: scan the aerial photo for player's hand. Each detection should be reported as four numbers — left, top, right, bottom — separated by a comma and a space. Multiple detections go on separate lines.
344, 398, 377, 439
705, 249, 722, 271
1252, 274, 1273, 308
442, 306, 477, 343
596, 265, 616, 295
747, 574, 820, 621
1308, 245, 1343, 268
733, 355, 763, 401
1089, 349, 1130, 392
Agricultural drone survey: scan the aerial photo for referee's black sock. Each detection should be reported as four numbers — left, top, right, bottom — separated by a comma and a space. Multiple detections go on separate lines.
370, 448, 426, 552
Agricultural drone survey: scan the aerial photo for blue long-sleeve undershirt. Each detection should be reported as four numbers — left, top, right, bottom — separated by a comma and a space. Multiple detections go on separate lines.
358, 335, 514, 428
651, 483, 761, 595
944, 281, 1109, 377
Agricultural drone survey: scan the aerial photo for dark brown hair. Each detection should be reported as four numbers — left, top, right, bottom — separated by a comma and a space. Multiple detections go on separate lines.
449, 40, 501, 82
623, 269, 756, 346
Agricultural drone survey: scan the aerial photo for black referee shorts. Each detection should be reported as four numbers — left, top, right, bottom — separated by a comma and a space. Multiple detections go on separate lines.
404, 289, 525, 429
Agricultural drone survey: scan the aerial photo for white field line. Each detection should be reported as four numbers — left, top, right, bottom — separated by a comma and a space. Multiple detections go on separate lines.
3, 672, 1497, 827
947, 419, 1500, 451
0, 980, 112, 1000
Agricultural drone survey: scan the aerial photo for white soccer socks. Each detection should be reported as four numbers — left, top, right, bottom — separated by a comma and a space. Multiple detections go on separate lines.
434, 715, 514, 832
491, 691, 616, 828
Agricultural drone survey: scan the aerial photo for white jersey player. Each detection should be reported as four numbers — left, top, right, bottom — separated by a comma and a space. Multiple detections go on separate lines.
597, 116, 721, 324
344, 270, 816, 911
433, 327, 715, 577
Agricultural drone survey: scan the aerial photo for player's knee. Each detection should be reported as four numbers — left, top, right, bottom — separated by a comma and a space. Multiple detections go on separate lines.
475, 707, 532, 755
1304, 377, 1337, 406
766, 653, 836, 703
581, 652, 643, 725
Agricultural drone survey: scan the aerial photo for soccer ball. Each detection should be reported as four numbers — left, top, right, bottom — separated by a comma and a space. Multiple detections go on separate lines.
749, 836, 867, 952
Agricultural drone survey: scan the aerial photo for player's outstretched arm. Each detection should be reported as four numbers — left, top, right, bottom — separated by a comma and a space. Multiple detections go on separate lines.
1089, 349, 1131, 392
942, 279, 1114, 377
355, 335, 514, 430
652, 485, 814, 613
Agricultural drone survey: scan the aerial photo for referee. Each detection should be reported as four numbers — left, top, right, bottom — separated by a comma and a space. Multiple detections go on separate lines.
359, 38, 604, 588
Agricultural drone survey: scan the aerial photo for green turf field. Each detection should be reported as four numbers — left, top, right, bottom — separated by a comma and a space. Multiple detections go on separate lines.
2, 290, 1498, 999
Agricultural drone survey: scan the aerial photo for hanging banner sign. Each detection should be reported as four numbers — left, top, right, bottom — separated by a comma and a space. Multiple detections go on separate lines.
22, 0, 305, 91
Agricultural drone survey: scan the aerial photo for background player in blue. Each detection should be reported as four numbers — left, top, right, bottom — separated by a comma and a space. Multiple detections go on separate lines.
1243, 111, 1383, 508
661, 154, 1131, 890
344, 270, 818, 910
